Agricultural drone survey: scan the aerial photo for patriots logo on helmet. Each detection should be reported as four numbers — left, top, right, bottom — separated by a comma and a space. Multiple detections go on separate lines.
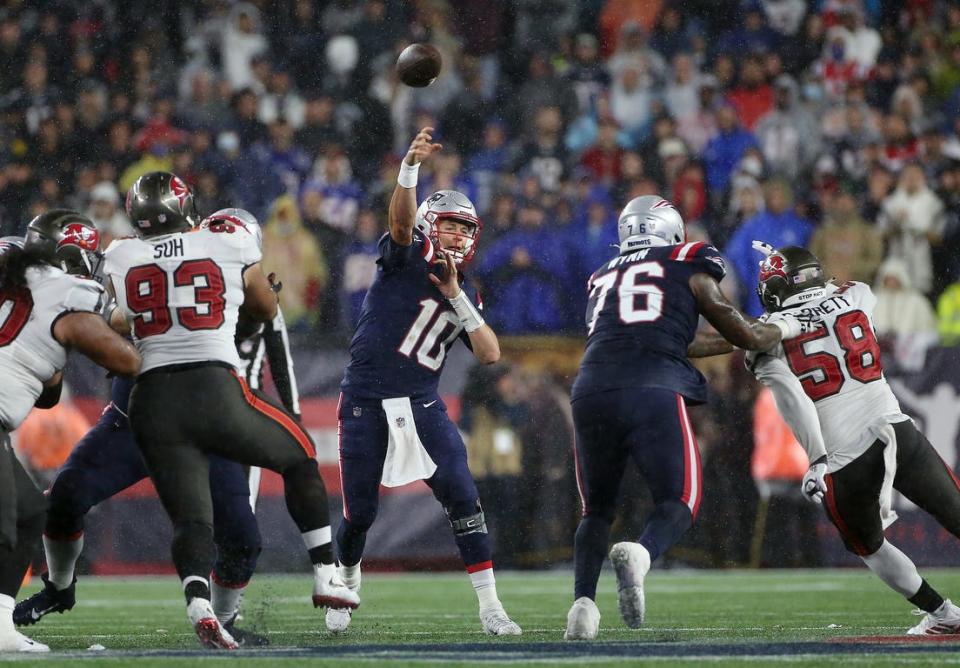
58, 223, 99, 252
759, 254, 788, 282
170, 176, 189, 213
651, 199, 673, 209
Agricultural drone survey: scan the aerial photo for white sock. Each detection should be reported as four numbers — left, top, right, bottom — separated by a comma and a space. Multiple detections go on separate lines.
341, 561, 361, 589
211, 577, 246, 624
0, 594, 14, 633
301, 526, 333, 564
469, 564, 500, 610
861, 540, 923, 598
44, 533, 83, 590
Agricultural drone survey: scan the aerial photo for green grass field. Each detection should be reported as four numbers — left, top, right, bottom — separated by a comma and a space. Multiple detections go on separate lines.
4, 569, 960, 667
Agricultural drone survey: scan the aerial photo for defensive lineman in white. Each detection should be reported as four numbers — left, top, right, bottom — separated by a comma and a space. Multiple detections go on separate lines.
746, 243, 960, 635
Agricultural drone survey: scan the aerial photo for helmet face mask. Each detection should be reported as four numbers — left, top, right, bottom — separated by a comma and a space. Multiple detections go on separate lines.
126, 172, 199, 238
23, 209, 102, 276
756, 246, 827, 312
415, 190, 482, 265
617, 196, 686, 252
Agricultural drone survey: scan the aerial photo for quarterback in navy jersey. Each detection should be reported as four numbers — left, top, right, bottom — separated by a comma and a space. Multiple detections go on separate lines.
564, 196, 809, 640
332, 128, 521, 637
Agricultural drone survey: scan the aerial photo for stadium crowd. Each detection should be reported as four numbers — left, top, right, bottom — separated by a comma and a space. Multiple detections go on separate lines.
3, 0, 960, 569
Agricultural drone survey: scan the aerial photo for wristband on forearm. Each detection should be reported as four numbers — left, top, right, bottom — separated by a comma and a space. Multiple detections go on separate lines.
397, 161, 420, 188
772, 319, 792, 339
448, 290, 485, 333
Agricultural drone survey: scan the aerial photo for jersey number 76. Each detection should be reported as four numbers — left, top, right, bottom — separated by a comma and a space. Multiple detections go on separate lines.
587, 262, 664, 334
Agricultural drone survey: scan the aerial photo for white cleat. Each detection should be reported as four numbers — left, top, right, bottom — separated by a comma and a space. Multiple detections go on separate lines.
0, 628, 50, 652
187, 597, 238, 650
907, 599, 960, 635
325, 563, 361, 633
564, 596, 600, 640
480, 606, 522, 636
610, 542, 650, 629
313, 563, 360, 611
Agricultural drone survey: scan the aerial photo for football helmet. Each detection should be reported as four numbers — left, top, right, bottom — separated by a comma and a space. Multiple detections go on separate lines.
617, 196, 686, 252
201, 208, 263, 250
23, 209, 101, 276
415, 190, 482, 264
126, 171, 199, 238
0, 235, 24, 255
756, 245, 827, 312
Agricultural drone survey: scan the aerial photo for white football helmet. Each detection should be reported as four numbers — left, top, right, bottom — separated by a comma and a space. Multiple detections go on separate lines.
0, 235, 24, 255
415, 190, 482, 264
201, 208, 263, 250
617, 195, 686, 252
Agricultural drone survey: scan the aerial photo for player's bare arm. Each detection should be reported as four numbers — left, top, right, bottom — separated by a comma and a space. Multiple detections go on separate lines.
241, 262, 279, 323
35, 370, 63, 408
389, 127, 442, 247
689, 273, 786, 351
687, 330, 735, 358
53, 312, 141, 376
430, 249, 500, 364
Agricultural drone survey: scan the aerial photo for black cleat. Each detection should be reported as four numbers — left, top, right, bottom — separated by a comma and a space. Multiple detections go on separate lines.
223, 614, 269, 647
13, 574, 76, 626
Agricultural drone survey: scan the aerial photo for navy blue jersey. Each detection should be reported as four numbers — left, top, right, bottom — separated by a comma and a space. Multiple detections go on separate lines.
341, 232, 480, 402
571, 242, 726, 404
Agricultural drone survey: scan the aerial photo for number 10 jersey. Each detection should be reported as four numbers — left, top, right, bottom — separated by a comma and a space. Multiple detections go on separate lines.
340, 232, 478, 402
572, 242, 727, 405
103, 227, 261, 373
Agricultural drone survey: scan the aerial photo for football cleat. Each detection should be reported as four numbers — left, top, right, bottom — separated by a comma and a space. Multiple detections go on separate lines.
610, 542, 650, 629
564, 596, 601, 640
222, 613, 269, 646
480, 606, 522, 636
0, 628, 50, 652
13, 574, 76, 626
187, 598, 238, 650
325, 563, 361, 633
312, 564, 360, 610
907, 599, 960, 635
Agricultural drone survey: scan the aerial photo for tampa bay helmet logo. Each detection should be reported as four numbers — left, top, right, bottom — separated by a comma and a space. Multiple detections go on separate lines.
759, 253, 788, 282
58, 223, 99, 252
170, 175, 190, 213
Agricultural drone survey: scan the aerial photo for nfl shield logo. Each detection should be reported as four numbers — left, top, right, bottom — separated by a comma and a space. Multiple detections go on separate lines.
353, 407, 362, 417
395, 416, 406, 429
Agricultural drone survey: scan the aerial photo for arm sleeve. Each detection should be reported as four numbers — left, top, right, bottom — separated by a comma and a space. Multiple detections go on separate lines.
262, 307, 301, 418
752, 353, 828, 463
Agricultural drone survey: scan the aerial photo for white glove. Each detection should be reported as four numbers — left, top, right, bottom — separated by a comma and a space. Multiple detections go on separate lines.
752, 240, 776, 257
801, 455, 828, 504
770, 313, 819, 340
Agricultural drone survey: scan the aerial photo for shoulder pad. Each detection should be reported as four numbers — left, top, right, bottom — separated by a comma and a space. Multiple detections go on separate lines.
62, 275, 105, 313
671, 242, 725, 281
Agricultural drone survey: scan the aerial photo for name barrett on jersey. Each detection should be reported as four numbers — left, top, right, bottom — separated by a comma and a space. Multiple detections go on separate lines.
341, 231, 481, 402
572, 242, 726, 405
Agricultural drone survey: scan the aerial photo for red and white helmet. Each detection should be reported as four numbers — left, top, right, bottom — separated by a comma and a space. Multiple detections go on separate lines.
414, 190, 482, 264
200, 208, 263, 250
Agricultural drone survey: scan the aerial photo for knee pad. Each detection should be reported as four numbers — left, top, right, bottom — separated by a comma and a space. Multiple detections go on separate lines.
447, 500, 488, 537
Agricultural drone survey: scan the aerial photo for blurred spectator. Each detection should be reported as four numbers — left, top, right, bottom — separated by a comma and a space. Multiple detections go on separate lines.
879, 163, 946, 295
810, 188, 883, 284
610, 61, 656, 135
754, 74, 821, 179
716, 3, 780, 58
725, 178, 813, 315
295, 93, 344, 160
606, 20, 666, 83
873, 258, 940, 370
258, 67, 306, 129
509, 106, 568, 193
261, 195, 329, 332
566, 33, 610, 116
729, 54, 774, 130
677, 75, 720, 154
579, 116, 624, 188
221, 3, 268, 91
704, 104, 759, 194
230, 88, 268, 148
467, 120, 511, 215
340, 207, 382, 329
308, 149, 362, 234
665, 53, 701, 120
762, 0, 807, 37
86, 181, 134, 247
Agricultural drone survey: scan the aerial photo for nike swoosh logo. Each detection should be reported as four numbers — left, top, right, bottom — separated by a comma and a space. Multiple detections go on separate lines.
423, 400, 437, 408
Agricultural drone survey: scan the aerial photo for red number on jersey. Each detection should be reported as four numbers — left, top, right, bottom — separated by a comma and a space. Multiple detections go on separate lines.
0, 286, 34, 347
126, 265, 172, 337
784, 309, 882, 401
174, 259, 226, 330
125, 261, 226, 338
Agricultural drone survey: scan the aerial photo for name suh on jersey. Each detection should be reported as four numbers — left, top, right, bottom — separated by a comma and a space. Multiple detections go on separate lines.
571, 242, 725, 405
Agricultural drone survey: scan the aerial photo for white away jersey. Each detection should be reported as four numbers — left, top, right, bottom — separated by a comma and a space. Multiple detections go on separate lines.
0, 266, 103, 429
749, 281, 908, 470
103, 226, 261, 373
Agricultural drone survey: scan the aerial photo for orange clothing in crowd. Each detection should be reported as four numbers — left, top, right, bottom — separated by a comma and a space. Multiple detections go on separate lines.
15, 403, 90, 471
751, 387, 809, 482
599, 0, 663, 55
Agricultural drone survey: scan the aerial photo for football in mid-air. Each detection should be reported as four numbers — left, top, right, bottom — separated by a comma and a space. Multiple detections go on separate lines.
396, 43, 442, 87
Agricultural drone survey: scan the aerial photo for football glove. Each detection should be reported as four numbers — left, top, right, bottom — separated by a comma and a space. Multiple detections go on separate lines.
802, 455, 828, 504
